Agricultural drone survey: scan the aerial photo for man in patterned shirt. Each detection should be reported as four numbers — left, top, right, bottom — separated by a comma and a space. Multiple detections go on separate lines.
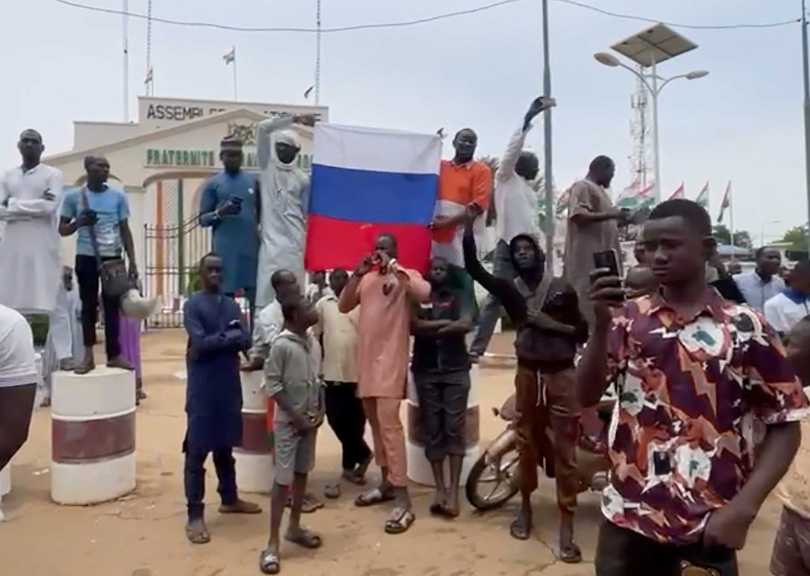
577, 199, 809, 575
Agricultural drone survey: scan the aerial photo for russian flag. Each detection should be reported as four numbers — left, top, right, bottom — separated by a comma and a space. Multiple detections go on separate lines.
305, 124, 441, 273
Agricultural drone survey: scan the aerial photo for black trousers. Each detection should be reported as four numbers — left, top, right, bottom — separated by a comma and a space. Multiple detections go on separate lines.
184, 447, 238, 520
414, 375, 470, 462
595, 520, 738, 576
324, 381, 371, 471
75, 255, 121, 360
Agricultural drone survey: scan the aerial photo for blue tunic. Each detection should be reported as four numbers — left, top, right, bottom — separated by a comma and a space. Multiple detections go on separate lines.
199, 171, 259, 296
183, 292, 251, 453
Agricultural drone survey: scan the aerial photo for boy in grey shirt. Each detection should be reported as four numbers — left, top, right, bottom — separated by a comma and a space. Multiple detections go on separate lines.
260, 297, 324, 574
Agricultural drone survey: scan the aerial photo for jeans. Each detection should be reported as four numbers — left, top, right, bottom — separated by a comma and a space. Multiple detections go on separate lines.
595, 520, 738, 576
184, 447, 238, 520
324, 382, 371, 472
470, 240, 514, 356
75, 254, 121, 360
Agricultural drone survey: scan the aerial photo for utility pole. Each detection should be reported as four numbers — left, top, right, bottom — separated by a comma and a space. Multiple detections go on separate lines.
122, 0, 129, 122
315, 0, 322, 105
541, 0, 554, 273
802, 0, 810, 251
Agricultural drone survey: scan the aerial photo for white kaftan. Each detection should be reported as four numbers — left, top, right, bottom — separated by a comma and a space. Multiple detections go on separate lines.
255, 116, 310, 308
0, 164, 64, 313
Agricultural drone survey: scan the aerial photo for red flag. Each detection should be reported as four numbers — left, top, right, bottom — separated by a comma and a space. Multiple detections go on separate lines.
668, 182, 685, 201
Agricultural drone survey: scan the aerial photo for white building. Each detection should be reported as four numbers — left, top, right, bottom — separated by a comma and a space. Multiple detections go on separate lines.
46, 96, 327, 324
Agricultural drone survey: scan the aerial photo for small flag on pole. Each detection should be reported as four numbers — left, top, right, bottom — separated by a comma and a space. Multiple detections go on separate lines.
718, 181, 732, 223
668, 182, 685, 201
223, 46, 236, 65
144, 67, 153, 85
304, 85, 314, 100
695, 181, 710, 209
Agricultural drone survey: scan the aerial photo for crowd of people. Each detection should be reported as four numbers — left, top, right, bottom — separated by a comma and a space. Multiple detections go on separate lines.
0, 95, 809, 576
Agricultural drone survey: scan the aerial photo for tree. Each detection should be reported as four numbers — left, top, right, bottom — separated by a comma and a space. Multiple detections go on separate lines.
713, 225, 731, 245
781, 226, 809, 252
733, 231, 752, 249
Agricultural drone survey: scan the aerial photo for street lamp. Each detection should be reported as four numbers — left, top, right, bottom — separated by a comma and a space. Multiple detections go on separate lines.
595, 24, 708, 202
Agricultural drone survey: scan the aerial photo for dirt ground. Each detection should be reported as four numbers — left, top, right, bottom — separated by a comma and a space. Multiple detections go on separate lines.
0, 329, 787, 576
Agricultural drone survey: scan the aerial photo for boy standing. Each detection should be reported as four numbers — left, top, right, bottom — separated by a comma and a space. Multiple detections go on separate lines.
314, 269, 372, 498
578, 199, 809, 575
260, 298, 325, 574
411, 257, 473, 518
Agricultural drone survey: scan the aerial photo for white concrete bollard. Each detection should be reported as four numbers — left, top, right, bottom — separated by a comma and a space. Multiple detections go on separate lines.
50, 367, 136, 505
0, 465, 9, 497
405, 365, 481, 486
234, 370, 273, 494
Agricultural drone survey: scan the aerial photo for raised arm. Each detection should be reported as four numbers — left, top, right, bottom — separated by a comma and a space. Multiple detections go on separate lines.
339, 256, 372, 313
256, 116, 294, 170
498, 98, 549, 181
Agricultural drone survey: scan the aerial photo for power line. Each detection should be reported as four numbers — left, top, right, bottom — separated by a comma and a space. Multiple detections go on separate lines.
54, 0, 801, 34
555, 0, 800, 30
53, 0, 522, 33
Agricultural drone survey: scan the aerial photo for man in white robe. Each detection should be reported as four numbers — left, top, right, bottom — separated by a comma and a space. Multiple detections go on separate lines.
255, 114, 315, 308
0, 130, 63, 315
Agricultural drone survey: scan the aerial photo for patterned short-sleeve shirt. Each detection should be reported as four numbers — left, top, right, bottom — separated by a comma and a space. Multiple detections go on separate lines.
604, 287, 809, 544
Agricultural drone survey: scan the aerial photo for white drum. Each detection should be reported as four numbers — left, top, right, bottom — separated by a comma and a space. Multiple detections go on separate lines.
50, 367, 136, 505
0, 465, 9, 497
234, 370, 273, 494
405, 365, 480, 486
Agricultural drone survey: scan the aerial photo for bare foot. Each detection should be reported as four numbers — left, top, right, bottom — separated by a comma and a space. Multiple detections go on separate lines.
558, 513, 581, 563
185, 517, 210, 544
429, 489, 447, 515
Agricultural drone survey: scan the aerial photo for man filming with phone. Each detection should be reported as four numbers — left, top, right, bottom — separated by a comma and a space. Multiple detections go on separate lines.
577, 199, 809, 576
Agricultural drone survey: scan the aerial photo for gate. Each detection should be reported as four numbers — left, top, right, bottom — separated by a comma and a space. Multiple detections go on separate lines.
143, 213, 211, 328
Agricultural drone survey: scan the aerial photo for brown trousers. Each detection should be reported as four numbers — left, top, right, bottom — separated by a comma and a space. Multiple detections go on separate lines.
515, 363, 580, 513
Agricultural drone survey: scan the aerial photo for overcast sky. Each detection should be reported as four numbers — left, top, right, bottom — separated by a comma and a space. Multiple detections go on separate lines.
1, 0, 805, 243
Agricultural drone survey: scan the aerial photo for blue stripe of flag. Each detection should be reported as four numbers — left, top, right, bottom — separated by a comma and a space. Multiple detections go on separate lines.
309, 164, 437, 225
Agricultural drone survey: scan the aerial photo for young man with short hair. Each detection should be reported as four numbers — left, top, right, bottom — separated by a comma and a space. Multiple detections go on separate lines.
339, 232, 431, 535
734, 246, 785, 312
578, 199, 809, 575
260, 297, 325, 574
182, 254, 261, 545
411, 256, 473, 518
59, 156, 138, 374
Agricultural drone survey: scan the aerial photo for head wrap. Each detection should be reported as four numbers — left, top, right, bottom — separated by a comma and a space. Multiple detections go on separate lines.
275, 129, 300, 149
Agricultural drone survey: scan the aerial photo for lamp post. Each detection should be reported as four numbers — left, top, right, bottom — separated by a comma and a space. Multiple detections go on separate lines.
594, 52, 708, 202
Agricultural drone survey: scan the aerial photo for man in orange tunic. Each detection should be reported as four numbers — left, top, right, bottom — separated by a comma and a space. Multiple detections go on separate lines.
339, 232, 431, 535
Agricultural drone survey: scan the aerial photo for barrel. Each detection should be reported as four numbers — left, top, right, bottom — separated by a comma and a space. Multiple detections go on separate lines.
405, 365, 481, 486
234, 370, 273, 494
0, 465, 9, 498
50, 367, 136, 505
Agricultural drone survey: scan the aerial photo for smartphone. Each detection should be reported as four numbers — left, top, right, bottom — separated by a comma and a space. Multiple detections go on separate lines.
593, 250, 621, 278
230, 196, 243, 206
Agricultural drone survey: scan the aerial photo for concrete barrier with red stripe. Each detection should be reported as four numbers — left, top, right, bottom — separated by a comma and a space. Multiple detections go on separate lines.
234, 370, 273, 494
50, 367, 136, 505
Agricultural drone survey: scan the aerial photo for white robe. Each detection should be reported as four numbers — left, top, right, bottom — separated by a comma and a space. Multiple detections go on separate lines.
255, 117, 310, 308
0, 164, 63, 313
42, 283, 83, 397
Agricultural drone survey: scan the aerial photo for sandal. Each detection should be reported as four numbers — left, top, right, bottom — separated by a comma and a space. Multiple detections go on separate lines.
509, 518, 531, 541
384, 506, 415, 535
355, 487, 395, 508
185, 519, 211, 545
285, 528, 323, 549
324, 482, 341, 499
258, 549, 280, 574
558, 542, 582, 564
219, 499, 262, 514
286, 492, 323, 513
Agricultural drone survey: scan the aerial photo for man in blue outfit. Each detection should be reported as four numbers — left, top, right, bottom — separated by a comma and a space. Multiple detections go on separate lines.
182, 253, 261, 545
199, 137, 260, 317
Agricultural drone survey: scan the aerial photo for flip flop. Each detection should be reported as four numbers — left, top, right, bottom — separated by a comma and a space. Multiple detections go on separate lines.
258, 549, 280, 575
384, 507, 415, 535
355, 487, 395, 507
185, 520, 211, 545
558, 542, 582, 564
287, 493, 324, 513
285, 528, 323, 549
219, 499, 262, 514
324, 482, 341, 499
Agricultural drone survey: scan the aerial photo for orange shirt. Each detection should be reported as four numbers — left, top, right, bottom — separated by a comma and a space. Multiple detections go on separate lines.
432, 160, 492, 265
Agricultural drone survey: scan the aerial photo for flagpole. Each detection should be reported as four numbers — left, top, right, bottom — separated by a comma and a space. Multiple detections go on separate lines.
232, 45, 238, 101
541, 0, 555, 274
122, 0, 129, 122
